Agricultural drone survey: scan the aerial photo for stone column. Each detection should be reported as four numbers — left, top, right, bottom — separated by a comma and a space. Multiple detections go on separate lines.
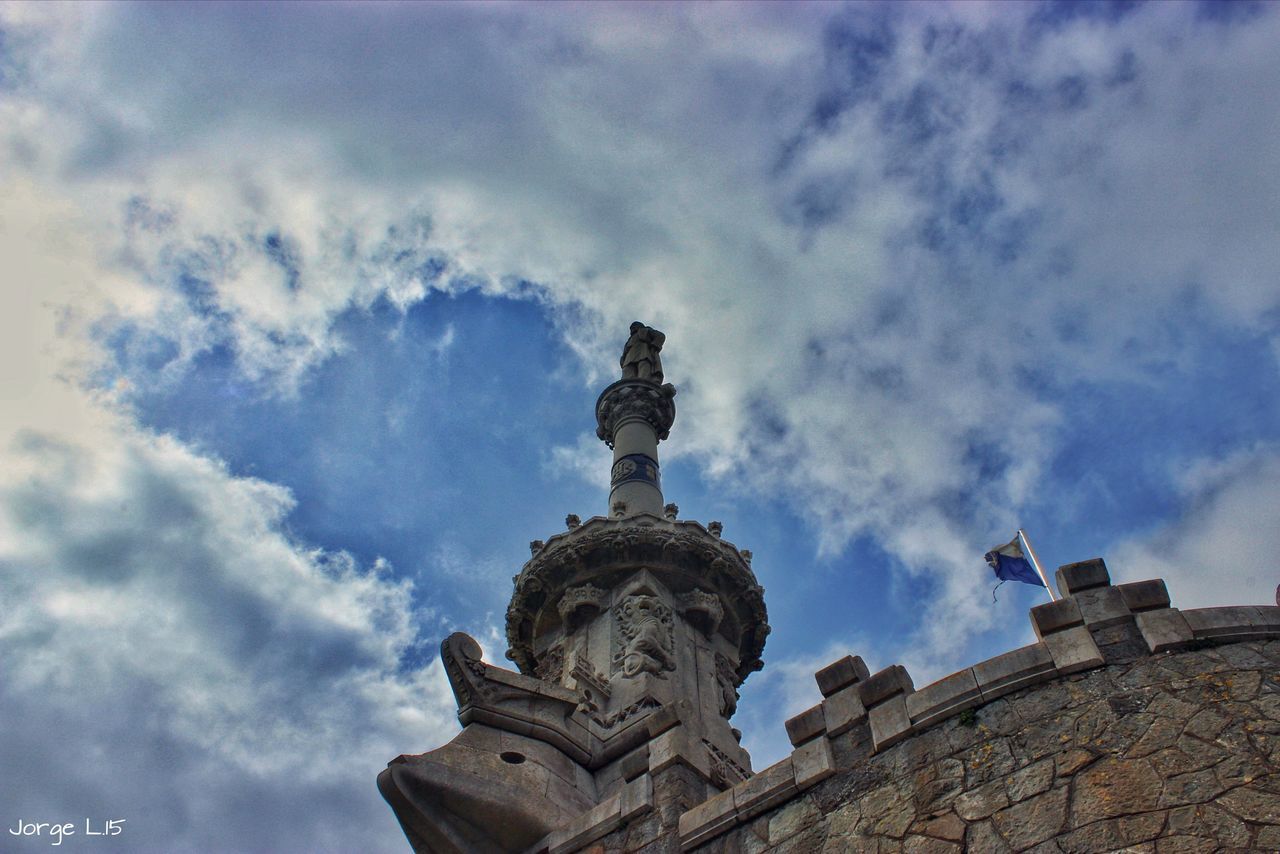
595, 379, 676, 518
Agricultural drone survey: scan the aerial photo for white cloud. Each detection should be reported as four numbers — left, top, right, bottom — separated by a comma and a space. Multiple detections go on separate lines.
0, 418, 460, 851
0, 109, 456, 851
2, 3, 1279, 832
1111, 445, 1280, 609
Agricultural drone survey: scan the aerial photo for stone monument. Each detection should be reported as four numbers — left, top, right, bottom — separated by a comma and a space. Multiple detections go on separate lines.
379, 323, 770, 852
381, 325, 1280, 853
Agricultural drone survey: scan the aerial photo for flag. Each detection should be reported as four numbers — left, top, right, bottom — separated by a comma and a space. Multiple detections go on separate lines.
985, 535, 1045, 588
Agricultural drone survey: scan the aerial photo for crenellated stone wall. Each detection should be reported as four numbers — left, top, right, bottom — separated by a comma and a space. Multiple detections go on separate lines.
575, 559, 1280, 854
675, 638, 1280, 853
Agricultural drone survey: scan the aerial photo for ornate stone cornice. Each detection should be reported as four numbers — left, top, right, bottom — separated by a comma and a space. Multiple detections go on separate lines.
505, 516, 769, 684
595, 379, 677, 448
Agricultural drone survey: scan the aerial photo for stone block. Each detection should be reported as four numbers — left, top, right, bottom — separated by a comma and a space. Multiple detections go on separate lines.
821, 682, 868, 737
791, 737, 835, 789
645, 703, 681, 738
1134, 608, 1194, 653
906, 667, 981, 729
1042, 625, 1105, 675
733, 756, 797, 818
1184, 606, 1277, 641
1029, 597, 1083, 640
620, 774, 654, 821
619, 747, 649, 782
868, 694, 913, 752
972, 642, 1055, 702
648, 725, 710, 780
1073, 585, 1132, 629
545, 793, 622, 854
814, 654, 870, 697
1254, 604, 1280, 632
677, 786, 737, 850
1055, 558, 1111, 595
784, 704, 827, 747
857, 664, 915, 708
1116, 579, 1171, 612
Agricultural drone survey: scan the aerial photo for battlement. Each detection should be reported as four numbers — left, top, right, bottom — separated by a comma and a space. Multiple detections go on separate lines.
671, 558, 1280, 851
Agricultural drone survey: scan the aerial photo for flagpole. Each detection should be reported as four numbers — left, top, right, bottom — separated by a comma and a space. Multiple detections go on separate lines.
1017, 528, 1057, 601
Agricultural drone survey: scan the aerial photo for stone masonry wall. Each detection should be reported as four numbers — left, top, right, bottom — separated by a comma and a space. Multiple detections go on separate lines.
691, 638, 1280, 853
573, 559, 1280, 854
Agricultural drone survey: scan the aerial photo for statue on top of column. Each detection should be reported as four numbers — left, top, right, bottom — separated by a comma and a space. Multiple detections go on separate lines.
621, 322, 665, 383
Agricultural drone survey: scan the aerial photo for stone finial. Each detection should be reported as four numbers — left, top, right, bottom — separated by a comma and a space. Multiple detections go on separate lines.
663, 503, 678, 520
708, 521, 723, 537
530, 540, 545, 555
565, 514, 581, 529
740, 549, 752, 566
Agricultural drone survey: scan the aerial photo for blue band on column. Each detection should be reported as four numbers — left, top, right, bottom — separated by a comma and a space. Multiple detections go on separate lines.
610, 454, 660, 488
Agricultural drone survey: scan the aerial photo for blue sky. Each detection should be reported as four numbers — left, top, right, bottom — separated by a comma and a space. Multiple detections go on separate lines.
2, 2, 1279, 851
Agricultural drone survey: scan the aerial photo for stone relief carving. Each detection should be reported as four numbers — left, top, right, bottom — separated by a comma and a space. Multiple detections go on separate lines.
613, 594, 676, 678
570, 659, 611, 716
534, 643, 564, 683
506, 520, 768, 680
440, 632, 494, 708
591, 696, 661, 730
703, 738, 752, 789
677, 588, 724, 637
715, 652, 740, 718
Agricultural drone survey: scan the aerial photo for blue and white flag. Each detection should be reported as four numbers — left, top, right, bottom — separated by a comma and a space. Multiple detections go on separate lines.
985, 535, 1045, 588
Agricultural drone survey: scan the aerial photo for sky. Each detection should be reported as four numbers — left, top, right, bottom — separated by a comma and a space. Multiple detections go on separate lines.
1, 1, 1278, 851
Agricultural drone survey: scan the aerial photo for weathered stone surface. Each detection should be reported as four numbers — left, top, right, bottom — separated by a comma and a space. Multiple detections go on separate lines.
910, 756, 963, 816
869, 695, 914, 752
965, 820, 1012, 853
815, 655, 870, 697
859, 665, 915, 708
901, 835, 961, 853
821, 682, 867, 737
1117, 579, 1172, 612
1073, 757, 1162, 825
1134, 609, 1194, 653
766, 796, 819, 844
791, 737, 835, 790
1005, 757, 1053, 803
784, 704, 826, 747
1056, 558, 1111, 595
906, 668, 981, 729
603, 639, 1280, 854
991, 785, 1068, 850
1043, 624, 1105, 674
1030, 597, 1085, 639
1217, 785, 1280, 822
972, 643, 1055, 702
953, 778, 1009, 820
1074, 586, 1132, 630
909, 813, 965, 842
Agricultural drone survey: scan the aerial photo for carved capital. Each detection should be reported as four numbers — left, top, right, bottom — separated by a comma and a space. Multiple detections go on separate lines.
557, 583, 608, 624
677, 588, 724, 637
595, 379, 677, 448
